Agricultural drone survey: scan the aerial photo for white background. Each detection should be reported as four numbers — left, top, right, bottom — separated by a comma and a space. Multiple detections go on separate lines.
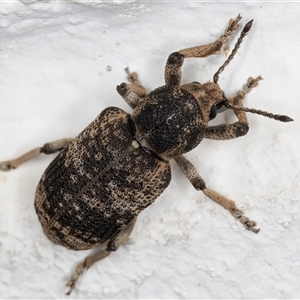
0, 1, 299, 298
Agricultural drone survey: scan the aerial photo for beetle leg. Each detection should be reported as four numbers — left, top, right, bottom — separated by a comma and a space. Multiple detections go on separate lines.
165, 15, 242, 88
204, 76, 262, 140
125, 67, 147, 98
117, 82, 143, 109
66, 217, 137, 295
174, 155, 260, 233
0, 138, 72, 171
116, 68, 147, 109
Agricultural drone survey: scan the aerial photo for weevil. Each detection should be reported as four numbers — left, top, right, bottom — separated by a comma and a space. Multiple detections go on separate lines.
0, 15, 293, 295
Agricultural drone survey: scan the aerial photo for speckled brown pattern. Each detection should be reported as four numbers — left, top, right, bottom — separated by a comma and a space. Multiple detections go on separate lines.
133, 85, 206, 161
0, 15, 293, 295
35, 107, 171, 250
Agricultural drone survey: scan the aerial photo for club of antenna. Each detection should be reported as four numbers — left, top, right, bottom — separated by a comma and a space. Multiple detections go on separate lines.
213, 19, 254, 83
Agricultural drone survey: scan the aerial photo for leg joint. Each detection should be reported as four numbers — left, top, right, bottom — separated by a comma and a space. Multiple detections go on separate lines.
234, 122, 249, 137
41, 143, 59, 154
191, 177, 206, 191
107, 240, 119, 252
167, 52, 184, 66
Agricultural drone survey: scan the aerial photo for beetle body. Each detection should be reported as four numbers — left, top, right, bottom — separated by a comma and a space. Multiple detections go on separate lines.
35, 106, 171, 250
35, 82, 210, 250
0, 15, 293, 295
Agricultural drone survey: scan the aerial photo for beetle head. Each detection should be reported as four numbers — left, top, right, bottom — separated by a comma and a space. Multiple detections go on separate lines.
181, 81, 225, 123
180, 18, 253, 124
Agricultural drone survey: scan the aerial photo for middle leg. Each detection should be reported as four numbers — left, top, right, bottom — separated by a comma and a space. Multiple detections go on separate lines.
175, 155, 259, 233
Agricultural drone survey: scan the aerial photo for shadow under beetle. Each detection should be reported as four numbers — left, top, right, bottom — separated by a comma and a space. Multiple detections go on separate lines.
0, 15, 293, 295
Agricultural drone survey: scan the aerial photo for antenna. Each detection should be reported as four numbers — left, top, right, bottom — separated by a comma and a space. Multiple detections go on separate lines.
222, 100, 293, 122
213, 19, 253, 83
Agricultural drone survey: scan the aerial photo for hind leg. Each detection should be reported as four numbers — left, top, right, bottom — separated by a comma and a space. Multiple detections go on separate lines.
0, 138, 73, 171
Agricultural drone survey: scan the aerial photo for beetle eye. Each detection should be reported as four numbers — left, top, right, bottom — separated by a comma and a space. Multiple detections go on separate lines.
216, 101, 224, 110
209, 105, 217, 120
216, 94, 227, 109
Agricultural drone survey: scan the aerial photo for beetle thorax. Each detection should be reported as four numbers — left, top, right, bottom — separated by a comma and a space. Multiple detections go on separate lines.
132, 85, 206, 161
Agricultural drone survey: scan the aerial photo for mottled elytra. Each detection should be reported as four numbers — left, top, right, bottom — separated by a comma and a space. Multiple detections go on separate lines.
0, 15, 293, 295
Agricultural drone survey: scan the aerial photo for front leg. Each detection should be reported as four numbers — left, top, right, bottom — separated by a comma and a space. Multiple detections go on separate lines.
117, 68, 147, 109
205, 76, 262, 140
165, 15, 242, 87
125, 67, 147, 98
175, 155, 259, 233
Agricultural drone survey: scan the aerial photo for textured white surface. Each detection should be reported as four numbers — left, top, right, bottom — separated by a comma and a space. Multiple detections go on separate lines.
0, 1, 299, 299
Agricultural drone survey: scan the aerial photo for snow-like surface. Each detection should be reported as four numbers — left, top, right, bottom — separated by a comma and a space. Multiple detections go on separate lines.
0, 1, 299, 298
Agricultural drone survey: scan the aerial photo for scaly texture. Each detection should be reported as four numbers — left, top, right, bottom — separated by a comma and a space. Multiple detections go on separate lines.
35, 107, 171, 250
133, 86, 205, 161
